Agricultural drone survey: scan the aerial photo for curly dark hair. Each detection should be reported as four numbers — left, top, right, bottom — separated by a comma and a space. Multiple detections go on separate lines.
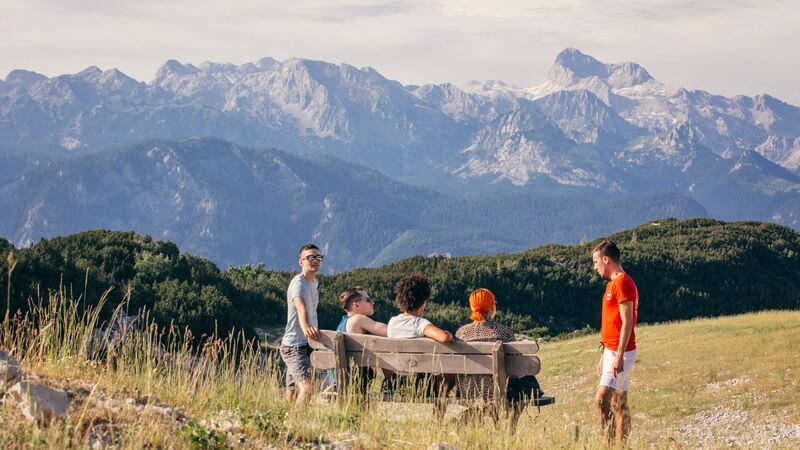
394, 273, 431, 313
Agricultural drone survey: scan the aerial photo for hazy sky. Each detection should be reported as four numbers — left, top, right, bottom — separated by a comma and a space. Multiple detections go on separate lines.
2, 0, 799, 104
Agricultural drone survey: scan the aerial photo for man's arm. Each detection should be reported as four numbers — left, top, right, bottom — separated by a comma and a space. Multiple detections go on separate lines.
613, 300, 634, 375
292, 296, 320, 340
348, 315, 388, 337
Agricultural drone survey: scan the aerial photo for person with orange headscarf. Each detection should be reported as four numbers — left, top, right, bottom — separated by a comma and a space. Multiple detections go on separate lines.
455, 288, 546, 420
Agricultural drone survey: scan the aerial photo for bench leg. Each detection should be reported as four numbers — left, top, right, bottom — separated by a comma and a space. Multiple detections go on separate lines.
509, 403, 523, 434
487, 401, 521, 433
488, 404, 501, 425
428, 374, 454, 421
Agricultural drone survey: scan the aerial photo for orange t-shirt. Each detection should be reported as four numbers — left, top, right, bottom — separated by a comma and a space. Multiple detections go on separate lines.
601, 273, 638, 352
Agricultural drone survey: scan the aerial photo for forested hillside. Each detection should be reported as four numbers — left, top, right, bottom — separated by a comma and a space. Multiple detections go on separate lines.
1, 218, 798, 340
0, 137, 705, 272
323, 218, 800, 334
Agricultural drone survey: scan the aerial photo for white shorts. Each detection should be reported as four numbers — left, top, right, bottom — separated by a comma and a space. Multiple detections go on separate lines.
599, 348, 637, 392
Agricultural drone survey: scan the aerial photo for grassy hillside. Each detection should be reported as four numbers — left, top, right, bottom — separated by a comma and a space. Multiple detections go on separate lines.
535, 310, 800, 448
0, 294, 797, 448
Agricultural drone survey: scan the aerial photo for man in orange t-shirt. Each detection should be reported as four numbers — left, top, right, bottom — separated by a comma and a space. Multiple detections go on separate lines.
592, 240, 638, 445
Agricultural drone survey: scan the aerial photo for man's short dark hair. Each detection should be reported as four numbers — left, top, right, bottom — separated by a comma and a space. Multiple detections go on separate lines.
592, 240, 621, 262
339, 285, 365, 311
299, 244, 319, 256
394, 273, 431, 313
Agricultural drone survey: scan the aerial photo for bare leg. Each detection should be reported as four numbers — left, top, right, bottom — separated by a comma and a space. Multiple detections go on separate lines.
295, 379, 314, 406
612, 391, 631, 445
595, 386, 615, 444
285, 388, 297, 405
431, 374, 453, 421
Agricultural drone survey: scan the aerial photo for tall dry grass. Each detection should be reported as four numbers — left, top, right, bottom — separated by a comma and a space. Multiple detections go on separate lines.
0, 282, 798, 449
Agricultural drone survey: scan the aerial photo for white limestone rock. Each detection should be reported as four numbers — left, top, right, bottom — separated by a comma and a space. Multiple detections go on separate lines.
8, 382, 70, 422
0, 350, 22, 388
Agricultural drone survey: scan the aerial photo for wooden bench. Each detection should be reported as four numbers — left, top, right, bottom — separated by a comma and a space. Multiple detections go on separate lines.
309, 330, 554, 419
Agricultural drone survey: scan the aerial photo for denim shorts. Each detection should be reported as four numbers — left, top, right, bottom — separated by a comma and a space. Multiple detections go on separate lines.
280, 344, 312, 390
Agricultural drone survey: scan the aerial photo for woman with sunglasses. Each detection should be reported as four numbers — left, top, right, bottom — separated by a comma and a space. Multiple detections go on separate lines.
336, 286, 388, 335
323, 286, 388, 397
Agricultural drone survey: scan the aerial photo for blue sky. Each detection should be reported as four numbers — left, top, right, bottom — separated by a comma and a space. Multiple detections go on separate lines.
2, 0, 799, 104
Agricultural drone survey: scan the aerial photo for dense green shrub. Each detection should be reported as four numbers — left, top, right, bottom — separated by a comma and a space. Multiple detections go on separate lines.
0, 230, 245, 341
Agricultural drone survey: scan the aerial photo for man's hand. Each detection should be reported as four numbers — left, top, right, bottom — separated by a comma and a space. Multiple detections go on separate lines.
597, 356, 603, 376
303, 326, 320, 341
612, 355, 624, 376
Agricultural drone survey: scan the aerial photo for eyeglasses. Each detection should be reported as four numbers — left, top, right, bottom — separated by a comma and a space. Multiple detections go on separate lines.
356, 297, 374, 304
304, 254, 325, 262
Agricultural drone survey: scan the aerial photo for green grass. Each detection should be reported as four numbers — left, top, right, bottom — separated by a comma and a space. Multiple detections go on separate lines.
535, 310, 800, 448
0, 289, 798, 448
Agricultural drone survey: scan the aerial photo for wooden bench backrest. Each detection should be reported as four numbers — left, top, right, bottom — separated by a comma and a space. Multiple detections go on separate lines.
309, 330, 541, 377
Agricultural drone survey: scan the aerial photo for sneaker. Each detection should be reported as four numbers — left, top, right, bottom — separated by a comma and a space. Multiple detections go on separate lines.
319, 385, 337, 401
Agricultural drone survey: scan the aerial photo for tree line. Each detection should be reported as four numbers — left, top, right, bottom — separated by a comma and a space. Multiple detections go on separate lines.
1, 218, 798, 341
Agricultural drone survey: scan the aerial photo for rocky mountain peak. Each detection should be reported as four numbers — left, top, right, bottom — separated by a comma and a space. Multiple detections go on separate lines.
665, 122, 702, 146
552, 48, 606, 79
67, 66, 143, 98
254, 57, 279, 69
154, 59, 200, 80
731, 149, 800, 182
751, 94, 800, 136
546, 48, 653, 89
238, 57, 280, 73
413, 82, 462, 99
606, 61, 653, 88
77, 66, 103, 79
100, 68, 139, 84
753, 94, 795, 113
5, 69, 48, 90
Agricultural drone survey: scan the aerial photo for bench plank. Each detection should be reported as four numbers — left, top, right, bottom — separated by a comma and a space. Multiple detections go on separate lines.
310, 350, 540, 377
333, 333, 348, 398
309, 330, 539, 355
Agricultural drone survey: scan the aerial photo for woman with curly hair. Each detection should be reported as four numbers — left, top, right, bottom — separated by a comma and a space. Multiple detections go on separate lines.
386, 273, 454, 406
387, 272, 452, 343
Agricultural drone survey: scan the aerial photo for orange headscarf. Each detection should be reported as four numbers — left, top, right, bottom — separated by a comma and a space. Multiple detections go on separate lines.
469, 288, 495, 322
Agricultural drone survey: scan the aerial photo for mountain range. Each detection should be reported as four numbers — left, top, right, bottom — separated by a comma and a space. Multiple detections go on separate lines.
1, 49, 799, 268
0, 137, 704, 271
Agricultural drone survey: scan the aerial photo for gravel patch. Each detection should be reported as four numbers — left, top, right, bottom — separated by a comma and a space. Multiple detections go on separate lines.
677, 408, 799, 448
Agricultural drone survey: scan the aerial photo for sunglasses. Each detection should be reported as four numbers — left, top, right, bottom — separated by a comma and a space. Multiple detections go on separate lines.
304, 254, 325, 262
356, 297, 374, 304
